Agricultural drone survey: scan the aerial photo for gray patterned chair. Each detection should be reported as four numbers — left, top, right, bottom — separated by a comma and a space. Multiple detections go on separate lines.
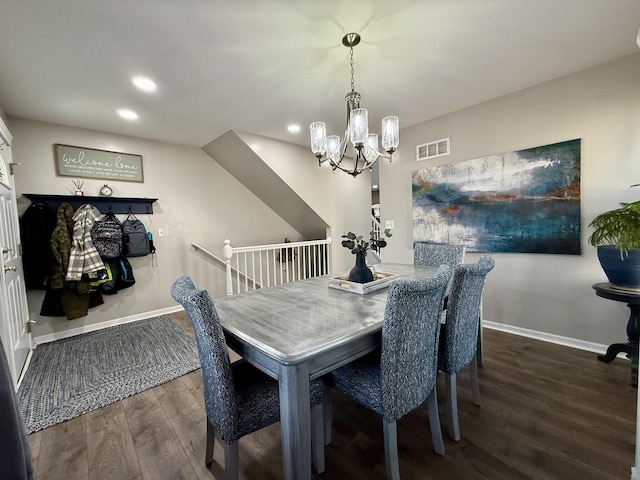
170, 276, 326, 479
438, 255, 495, 441
413, 242, 466, 268
326, 265, 452, 480
0, 337, 33, 480
413, 242, 487, 367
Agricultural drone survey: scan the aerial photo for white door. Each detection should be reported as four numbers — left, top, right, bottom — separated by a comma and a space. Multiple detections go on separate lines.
0, 119, 31, 386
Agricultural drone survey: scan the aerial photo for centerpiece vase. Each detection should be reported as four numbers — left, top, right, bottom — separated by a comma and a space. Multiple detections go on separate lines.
348, 250, 374, 284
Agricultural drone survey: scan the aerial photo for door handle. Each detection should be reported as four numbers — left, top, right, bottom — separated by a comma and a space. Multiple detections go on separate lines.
4, 265, 16, 273
26, 319, 36, 334
1, 246, 8, 254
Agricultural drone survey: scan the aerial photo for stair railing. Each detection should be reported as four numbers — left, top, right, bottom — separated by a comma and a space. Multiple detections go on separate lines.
223, 237, 332, 295
370, 213, 383, 262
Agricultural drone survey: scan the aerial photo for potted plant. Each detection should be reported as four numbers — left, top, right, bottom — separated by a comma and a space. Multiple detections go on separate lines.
341, 229, 392, 283
588, 186, 640, 289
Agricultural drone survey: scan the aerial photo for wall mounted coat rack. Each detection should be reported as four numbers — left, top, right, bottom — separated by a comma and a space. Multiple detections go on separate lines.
22, 194, 158, 214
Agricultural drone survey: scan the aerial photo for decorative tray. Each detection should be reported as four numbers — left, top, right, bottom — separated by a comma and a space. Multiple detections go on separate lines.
328, 271, 400, 295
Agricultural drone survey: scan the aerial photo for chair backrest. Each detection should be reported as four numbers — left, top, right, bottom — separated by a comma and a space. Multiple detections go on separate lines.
170, 275, 238, 443
413, 242, 466, 267
439, 256, 495, 374
380, 264, 452, 422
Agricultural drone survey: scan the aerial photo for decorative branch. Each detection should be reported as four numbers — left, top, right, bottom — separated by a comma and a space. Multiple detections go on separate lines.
341, 229, 392, 255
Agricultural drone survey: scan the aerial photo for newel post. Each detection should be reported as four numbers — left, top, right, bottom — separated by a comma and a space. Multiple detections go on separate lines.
223, 239, 233, 296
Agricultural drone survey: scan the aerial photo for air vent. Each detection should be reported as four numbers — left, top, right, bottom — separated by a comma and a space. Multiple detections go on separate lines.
416, 137, 450, 161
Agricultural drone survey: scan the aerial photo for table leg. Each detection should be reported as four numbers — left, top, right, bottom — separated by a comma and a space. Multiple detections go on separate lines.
597, 303, 640, 387
627, 304, 640, 387
598, 343, 632, 363
278, 363, 311, 480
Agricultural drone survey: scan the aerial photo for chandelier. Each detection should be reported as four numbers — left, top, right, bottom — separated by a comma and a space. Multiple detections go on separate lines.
309, 33, 399, 177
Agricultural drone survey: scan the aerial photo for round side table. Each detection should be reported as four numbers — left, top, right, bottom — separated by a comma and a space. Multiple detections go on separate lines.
593, 282, 640, 387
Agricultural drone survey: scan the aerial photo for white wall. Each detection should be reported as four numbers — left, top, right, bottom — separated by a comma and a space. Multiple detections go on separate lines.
236, 132, 373, 273
381, 53, 640, 346
9, 117, 305, 340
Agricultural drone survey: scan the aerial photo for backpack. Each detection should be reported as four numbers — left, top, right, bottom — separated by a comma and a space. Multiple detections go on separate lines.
96, 260, 118, 295
90, 212, 124, 258
122, 213, 150, 257
98, 257, 136, 295
117, 257, 136, 288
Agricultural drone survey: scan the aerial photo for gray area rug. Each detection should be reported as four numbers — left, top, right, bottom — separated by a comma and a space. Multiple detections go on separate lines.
17, 315, 200, 434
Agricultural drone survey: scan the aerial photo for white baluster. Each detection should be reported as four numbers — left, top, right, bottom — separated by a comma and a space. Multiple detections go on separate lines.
223, 239, 233, 296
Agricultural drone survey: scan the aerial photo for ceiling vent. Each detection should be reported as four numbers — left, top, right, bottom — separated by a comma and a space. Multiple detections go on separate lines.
416, 137, 450, 161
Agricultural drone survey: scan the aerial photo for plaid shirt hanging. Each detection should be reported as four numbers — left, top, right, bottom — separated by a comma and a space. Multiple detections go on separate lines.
65, 204, 105, 281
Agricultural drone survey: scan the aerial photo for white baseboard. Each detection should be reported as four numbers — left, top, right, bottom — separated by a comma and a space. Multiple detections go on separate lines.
32, 305, 184, 345
16, 349, 34, 389
483, 320, 612, 355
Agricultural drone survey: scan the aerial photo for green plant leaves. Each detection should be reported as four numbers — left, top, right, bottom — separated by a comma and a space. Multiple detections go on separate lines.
588, 199, 640, 257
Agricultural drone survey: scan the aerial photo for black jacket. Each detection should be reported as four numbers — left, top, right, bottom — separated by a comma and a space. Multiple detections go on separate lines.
19, 203, 56, 290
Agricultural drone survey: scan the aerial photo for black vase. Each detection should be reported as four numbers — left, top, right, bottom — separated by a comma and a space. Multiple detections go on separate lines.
348, 250, 374, 284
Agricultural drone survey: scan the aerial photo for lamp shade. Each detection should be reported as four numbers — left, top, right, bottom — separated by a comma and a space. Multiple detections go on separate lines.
349, 108, 368, 145
381, 116, 399, 152
326, 135, 341, 162
365, 133, 380, 161
310, 122, 327, 156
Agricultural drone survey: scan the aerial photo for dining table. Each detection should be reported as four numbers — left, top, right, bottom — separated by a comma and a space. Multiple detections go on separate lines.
214, 262, 438, 480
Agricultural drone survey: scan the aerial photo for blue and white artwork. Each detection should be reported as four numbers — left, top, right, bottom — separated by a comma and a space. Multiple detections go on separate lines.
412, 139, 581, 254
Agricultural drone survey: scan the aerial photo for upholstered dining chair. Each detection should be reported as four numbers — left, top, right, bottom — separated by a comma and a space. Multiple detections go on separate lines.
438, 256, 495, 442
413, 242, 466, 268
326, 265, 452, 480
170, 276, 326, 479
413, 242, 487, 367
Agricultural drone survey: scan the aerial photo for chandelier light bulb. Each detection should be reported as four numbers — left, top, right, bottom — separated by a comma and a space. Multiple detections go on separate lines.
349, 108, 368, 146
327, 135, 341, 162
310, 122, 327, 157
381, 116, 399, 153
365, 133, 380, 161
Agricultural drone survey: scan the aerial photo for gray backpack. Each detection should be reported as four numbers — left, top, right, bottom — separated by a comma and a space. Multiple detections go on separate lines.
122, 213, 150, 257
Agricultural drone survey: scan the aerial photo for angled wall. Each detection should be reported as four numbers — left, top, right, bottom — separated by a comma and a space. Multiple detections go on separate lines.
202, 130, 328, 240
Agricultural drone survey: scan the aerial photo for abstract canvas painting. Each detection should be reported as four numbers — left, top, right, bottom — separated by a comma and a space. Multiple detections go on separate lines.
412, 139, 581, 254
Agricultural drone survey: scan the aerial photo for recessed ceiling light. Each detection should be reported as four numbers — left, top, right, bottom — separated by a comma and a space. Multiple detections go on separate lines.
132, 76, 157, 92
117, 109, 138, 120
287, 124, 301, 133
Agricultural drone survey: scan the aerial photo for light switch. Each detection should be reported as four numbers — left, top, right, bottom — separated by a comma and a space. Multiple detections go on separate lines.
158, 227, 166, 237
385, 220, 394, 230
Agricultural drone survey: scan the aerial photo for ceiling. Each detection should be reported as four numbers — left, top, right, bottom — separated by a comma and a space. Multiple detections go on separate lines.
1, 1, 639, 149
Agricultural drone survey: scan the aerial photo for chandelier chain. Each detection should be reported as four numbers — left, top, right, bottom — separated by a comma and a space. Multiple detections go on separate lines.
349, 46, 355, 93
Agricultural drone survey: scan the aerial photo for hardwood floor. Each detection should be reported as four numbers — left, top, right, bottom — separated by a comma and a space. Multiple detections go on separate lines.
27, 313, 636, 479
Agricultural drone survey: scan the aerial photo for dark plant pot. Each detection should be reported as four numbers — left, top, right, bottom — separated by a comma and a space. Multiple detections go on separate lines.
348, 251, 373, 284
597, 245, 640, 290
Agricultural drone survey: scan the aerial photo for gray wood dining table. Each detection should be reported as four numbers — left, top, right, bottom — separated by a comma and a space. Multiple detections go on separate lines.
214, 263, 437, 480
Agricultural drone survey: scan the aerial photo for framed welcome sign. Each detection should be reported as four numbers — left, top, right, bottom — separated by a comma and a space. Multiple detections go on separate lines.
54, 144, 144, 183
